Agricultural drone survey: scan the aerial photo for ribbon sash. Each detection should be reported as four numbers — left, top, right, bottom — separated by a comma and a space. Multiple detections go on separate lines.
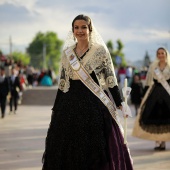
154, 68, 170, 95
65, 48, 123, 133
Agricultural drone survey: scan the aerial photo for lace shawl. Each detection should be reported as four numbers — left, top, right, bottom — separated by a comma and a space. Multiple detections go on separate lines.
145, 62, 170, 86
145, 48, 170, 86
58, 42, 118, 93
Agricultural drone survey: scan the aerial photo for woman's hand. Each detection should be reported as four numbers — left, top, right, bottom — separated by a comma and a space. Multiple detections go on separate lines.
118, 105, 123, 111
118, 105, 129, 118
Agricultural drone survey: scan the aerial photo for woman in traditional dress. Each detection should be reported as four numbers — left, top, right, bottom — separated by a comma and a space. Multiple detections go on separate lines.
42, 14, 133, 170
132, 47, 170, 150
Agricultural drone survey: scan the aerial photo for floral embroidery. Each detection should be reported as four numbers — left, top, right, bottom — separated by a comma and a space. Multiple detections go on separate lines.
58, 44, 118, 92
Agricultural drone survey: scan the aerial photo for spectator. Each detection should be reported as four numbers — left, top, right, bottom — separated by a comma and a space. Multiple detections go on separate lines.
0, 67, 10, 118
130, 74, 143, 115
9, 68, 22, 114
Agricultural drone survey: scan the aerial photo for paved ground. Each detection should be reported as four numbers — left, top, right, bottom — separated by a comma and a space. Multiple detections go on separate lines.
0, 105, 170, 170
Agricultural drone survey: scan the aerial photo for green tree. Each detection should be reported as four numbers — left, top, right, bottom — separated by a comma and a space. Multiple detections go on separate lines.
27, 31, 63, 73
106, 40, 116, 65
12, 51, 30, 65
106, 39, 126, 66
117, 39, 124, 51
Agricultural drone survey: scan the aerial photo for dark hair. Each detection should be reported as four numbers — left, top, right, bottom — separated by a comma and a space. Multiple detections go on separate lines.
72, 14, 92, 32
157, 47, 167, 56
133, 73, 141, 79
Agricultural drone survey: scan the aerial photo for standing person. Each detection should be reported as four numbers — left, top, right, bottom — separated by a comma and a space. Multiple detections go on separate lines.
9, 68, 22, 114
26, 65, 34, 87
118, 66, 126, 88
130, 74, 143, 115
132, 47, 170, 150
0, 67, 9, 118
126, 66, 133, 86
42, 14, 133, 170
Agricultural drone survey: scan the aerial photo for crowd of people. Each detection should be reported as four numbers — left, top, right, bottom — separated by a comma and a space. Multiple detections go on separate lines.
0, 58, 148, 120
115, 65, 147, 87
0, 66, 22, 118
0, 59, 57, 119
115, 65, 147, 115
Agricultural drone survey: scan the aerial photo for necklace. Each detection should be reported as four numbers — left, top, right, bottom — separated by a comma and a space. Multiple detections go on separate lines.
159, 62, 167, 72
76, 44, 88, 57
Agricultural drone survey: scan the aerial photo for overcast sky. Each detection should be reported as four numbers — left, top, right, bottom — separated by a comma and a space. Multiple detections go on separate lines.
0, 0, 170, 62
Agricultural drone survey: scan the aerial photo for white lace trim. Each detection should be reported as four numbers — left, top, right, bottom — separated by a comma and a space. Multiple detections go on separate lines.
58, 22, 118, 93
58, 43, 118, 92
145, 64, 170, 86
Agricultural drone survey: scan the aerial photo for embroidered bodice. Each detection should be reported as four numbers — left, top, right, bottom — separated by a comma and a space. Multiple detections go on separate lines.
145, 63, 170, 86
58, 43, 118, 93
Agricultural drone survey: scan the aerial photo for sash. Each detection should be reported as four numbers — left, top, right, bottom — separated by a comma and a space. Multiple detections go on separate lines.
65, 48, 123, 133
154, 68, 170, 95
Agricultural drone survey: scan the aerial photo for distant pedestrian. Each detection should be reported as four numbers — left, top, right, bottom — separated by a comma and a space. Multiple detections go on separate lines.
0, 67, 9, 118
26, 65, 34, 87
130, 74, 143, 115
126, 66, 133, 86
118, 66, 126, 88
9, 68, 22, 114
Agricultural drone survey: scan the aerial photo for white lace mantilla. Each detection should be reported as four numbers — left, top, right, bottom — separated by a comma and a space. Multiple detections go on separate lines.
58, 43, 118, 93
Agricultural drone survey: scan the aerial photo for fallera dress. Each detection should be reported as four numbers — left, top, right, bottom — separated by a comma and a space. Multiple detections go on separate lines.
42, 49, 133, 170
132, 64, 170, 141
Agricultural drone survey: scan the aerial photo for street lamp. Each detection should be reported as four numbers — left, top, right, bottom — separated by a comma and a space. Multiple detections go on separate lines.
43, 43, 46, 69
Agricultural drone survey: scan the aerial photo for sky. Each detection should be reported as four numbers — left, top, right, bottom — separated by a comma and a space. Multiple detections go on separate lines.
0, 0, 170, 63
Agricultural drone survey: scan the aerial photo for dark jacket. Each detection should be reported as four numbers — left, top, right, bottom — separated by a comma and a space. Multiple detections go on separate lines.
0, 77, 10, 98
9, 76, 21, 97
130, 82, 143, 105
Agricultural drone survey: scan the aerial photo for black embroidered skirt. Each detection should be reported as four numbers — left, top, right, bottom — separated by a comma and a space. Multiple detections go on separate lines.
140, 80, 170, 133
42, 79, 133, 170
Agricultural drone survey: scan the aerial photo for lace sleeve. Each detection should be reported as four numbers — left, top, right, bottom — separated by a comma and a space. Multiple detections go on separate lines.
108, 85, 123, 107
58, 52, 70, 93
94, 45, 118, 90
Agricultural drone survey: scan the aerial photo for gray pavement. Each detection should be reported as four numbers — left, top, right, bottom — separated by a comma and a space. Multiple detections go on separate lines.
0, 105, 170, 170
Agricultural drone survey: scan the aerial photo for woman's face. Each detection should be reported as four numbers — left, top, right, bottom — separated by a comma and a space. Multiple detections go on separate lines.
157, 49, 167, 62
134, 75, 140, 82
73, 20, 90, 42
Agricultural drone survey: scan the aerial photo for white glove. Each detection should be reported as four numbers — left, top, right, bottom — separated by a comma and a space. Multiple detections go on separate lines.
121, 102, 132, 117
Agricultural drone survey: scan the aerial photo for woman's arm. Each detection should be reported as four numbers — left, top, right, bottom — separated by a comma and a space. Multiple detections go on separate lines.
108, 85, 123, 107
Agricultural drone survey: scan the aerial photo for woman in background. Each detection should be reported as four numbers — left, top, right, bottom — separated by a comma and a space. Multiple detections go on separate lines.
132, 47, 170, 150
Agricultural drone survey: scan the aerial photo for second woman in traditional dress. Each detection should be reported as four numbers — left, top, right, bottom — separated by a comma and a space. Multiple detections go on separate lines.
132, 47, 170, 150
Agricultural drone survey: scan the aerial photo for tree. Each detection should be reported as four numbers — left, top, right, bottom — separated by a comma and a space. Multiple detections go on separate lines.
106, 40, 116, 65
12, 51, 30, 65
106, 39, 126, 66
116, 39, 126, 66
27, 31, 63, 73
